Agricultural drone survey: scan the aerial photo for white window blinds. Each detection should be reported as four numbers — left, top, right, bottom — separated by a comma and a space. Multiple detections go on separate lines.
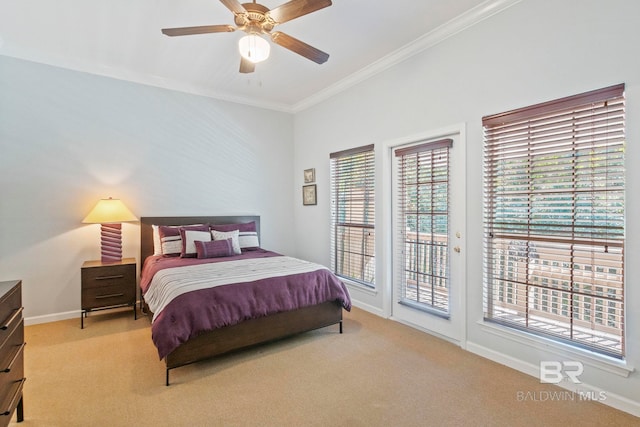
395, 139, 452, 314
482, 84, 625, 358
330, 145, 375, 286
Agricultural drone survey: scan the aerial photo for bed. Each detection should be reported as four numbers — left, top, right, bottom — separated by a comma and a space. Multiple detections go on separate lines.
139, 216, 351, 385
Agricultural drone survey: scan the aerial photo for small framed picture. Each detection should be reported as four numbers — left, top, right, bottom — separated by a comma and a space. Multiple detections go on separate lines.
304, 168, 315, 183
302, 184, 317, 206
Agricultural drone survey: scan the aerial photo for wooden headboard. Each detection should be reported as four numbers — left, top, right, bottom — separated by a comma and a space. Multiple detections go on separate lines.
140, 216, 260, 263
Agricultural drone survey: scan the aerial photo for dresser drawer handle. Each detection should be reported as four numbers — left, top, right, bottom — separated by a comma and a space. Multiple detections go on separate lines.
0, 378, 25, 416
0, 308, 23, 331
95, 293, 125, 299
95, 274, 125, 280
1, 343, 25, 373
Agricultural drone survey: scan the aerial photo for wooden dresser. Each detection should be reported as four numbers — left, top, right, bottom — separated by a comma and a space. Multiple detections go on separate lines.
0, 280, 25, 426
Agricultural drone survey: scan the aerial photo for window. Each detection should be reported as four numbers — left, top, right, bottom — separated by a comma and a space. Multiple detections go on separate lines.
330, 145, 375, 287
395, 139, 452, 315
483, 84, 625, 358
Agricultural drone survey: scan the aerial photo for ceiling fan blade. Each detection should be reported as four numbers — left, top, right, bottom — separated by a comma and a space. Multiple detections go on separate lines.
219, 0, 248, 15
267, 0, 332, 24
161, 25, 236, 36
271, 31, 329, 64
239, 57, 255, 73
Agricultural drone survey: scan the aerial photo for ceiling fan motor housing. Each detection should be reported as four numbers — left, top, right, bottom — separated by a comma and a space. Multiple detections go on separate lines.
235, 3, 276, 33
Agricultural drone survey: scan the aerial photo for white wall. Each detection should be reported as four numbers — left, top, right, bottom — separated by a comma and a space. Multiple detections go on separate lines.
0, 56, 295, 322
293, 0, 640, 416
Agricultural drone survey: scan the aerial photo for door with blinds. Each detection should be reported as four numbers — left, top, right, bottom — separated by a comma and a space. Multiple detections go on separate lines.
391, 134, 466, 344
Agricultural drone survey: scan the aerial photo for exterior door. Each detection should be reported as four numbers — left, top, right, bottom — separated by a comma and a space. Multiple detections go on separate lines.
391, 131, 466, 345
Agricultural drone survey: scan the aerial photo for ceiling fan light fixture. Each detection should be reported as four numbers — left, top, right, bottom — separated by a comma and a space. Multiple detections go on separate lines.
238, 34, 270, 63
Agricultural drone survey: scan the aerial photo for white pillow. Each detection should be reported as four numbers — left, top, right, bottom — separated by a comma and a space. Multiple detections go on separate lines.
152, 225, 162, 255
238, 231, 260, 249
182, 230, 212, 257
211, 229, 241, 255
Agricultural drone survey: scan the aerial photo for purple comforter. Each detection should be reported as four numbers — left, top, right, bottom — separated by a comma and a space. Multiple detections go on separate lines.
141, 250, 351, 359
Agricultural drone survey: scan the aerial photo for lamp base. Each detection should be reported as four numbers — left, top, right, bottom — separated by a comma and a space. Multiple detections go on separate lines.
100, 223, 123, 263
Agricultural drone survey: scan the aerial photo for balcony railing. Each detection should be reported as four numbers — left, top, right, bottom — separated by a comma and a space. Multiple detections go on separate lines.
488, 240, 623, 356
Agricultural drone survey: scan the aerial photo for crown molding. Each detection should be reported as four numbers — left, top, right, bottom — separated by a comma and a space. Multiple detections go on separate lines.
0, 50, 294, 113
292, 0, 522, 113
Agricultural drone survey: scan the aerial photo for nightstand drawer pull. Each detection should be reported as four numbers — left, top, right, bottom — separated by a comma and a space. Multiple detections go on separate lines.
0, 308, 23, 330
95, 274, 125, 280
0, 378, 25, 416
1, 343, 25, 373
95, 293, 125, 299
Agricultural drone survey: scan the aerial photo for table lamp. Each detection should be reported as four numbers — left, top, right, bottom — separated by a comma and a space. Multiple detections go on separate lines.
82, 197, 137, 263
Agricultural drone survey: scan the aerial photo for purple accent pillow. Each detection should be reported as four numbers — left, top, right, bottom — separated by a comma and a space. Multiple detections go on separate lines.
210, 221, 256, 233
195, 239, 234, 259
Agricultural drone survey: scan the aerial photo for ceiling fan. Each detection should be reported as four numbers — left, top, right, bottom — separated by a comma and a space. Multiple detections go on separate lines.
161, 0, 332, 74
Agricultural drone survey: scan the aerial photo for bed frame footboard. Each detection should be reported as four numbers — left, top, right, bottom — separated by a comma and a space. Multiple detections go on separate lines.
164, 301, 343, 385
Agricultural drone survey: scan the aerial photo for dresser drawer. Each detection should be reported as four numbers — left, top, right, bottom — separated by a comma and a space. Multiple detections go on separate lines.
0, 324, 24, 393
82, 284, 135, 310
0, 287, 20, 339
0, 348, 24, 422
0, 311, 23, 356
81, 264, 136, 290
0, 378, 24, 425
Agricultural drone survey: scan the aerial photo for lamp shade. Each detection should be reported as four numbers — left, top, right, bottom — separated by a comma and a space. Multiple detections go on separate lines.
238, 34, 270, 63
82, 198, 137, 224
83, 198, 137, 262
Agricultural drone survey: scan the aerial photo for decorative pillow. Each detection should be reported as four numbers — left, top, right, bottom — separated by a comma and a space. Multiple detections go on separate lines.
210, 222, 259, 250
211, 229, 241, 255
238, 231, 260, 250
180, 229, 212, 258
195, 239, 234, 259
158, 224, 208, 256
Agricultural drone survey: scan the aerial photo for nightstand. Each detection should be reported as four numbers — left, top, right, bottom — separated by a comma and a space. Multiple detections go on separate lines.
81, 258, 137, 328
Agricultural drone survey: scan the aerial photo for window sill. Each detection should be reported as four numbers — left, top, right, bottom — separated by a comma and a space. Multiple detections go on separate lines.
341, 278, 377, 296
477, 320, 635, 378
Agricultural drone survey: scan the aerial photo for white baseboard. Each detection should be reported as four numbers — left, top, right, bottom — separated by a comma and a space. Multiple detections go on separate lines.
466, 341, 640, 418
351, 301, 386, 318
25, 310, 80, 326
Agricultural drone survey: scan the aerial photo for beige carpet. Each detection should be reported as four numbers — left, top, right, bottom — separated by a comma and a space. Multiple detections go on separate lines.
11, 307, 638, 427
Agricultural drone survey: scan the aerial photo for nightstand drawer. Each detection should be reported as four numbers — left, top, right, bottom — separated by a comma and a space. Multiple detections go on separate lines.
81, 264, 135, 290
82, 284, 135, 310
